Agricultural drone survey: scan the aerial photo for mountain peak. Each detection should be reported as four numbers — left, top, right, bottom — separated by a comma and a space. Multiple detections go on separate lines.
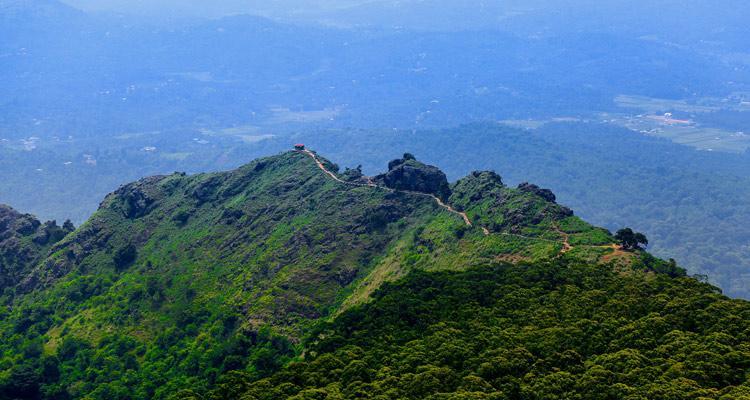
374, 153, 452, 201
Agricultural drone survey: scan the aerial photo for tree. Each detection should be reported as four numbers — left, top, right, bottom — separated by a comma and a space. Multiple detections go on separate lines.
113, 244, 137, 270
614, 228, 648, 250
1, 362, 42, 400
62, 219, 75, 232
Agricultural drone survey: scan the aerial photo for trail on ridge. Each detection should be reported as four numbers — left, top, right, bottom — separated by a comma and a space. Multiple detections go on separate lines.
554, 224, 573, 254
299, 149, 616, 257
301, 149, 475, 228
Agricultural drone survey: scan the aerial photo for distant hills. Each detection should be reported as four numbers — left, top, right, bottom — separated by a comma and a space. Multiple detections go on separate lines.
323, 0, 750, 46
2, 0, 746, 140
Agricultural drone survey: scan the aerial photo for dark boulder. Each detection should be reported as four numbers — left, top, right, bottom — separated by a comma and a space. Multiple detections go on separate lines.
517, 182, 557, 203
342, 165, 367, 183
376, 154, 451, 201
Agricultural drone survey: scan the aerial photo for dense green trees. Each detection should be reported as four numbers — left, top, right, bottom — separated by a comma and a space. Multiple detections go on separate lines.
213, 261, 750, 400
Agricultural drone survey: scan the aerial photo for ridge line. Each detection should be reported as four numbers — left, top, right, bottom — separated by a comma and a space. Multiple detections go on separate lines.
300, 149, 475, 227
298, 149, 587, 254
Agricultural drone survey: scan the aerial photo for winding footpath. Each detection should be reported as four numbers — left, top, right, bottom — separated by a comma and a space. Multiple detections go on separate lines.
554, 224, 573, 253
303, 149, 376, 188
301, 149, 475, 228
300, 149, 587, 254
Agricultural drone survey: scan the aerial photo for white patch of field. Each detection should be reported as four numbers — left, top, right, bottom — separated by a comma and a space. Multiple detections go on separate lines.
21, 137, 40, 151
201, 125, 258, 136
199, 125, 276, 143
611, 94, 750, 152
168, 71, 234, 83
615, 95, 718, 113
160, 152, 192, 161
238, 134, 276, 143
114, 131, 161, 140
498, 119, 547, 129
268, 107, 341, 123
615, 114, 750, 153
498, 117, 584, 130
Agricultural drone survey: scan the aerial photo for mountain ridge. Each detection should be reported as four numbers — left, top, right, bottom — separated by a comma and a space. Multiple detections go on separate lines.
0, 149, 697, 399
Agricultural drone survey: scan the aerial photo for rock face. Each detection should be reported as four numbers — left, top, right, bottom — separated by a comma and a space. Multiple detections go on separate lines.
449, 171, 505, 205
376, 153, 452, 201
518, 182, 557, 203
107, 175, 168, 218
449, 171, 574, 233
0, 205, 73, 292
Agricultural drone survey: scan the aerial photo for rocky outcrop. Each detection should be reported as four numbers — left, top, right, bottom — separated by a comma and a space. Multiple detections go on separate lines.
0, 205, 74, 292
517, 182, 557, 203
449, 171, 574, 233
105, 175, 168, 218
449, 171, 505, 207
375, 153, 451, 201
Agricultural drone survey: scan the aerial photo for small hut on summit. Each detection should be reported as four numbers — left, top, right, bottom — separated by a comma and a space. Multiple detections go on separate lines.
294, 144, 305, 150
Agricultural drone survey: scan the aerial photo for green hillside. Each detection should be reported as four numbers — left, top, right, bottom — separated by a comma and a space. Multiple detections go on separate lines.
210, 262, 750, 400
0, 149, 743, 400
